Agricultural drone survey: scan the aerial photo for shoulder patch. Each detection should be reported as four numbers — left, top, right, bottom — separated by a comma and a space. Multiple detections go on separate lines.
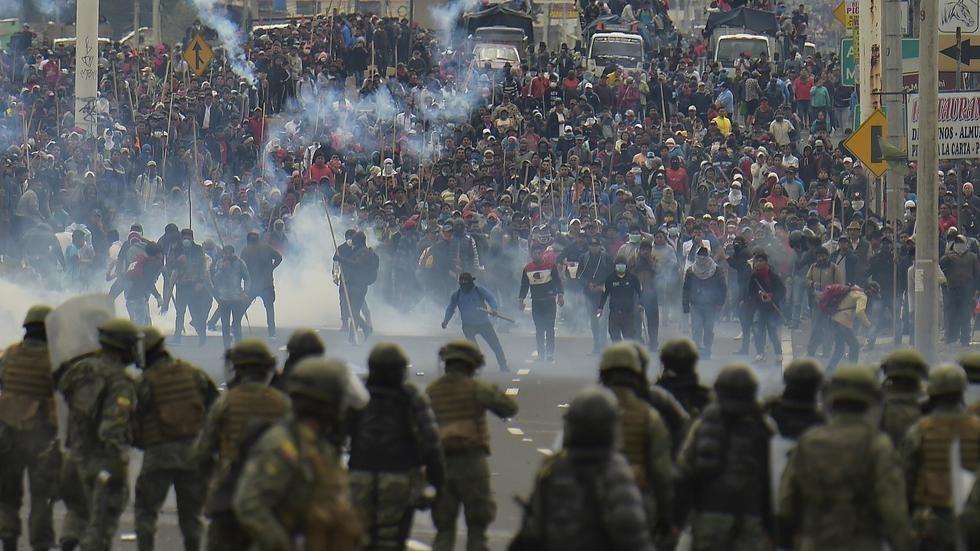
278, 439, 299, 463
116, 396, 132, 410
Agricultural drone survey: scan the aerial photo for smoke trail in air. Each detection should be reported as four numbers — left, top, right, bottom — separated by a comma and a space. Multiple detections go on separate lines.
189, 0, 257, 86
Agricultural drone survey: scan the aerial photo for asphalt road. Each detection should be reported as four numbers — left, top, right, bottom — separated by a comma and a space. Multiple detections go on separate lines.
11, 309, 975, 550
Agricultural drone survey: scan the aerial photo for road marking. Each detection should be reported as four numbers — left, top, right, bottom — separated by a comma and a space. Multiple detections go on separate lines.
557, 403, 569, 408
508, 427, 525, 436
536, 448, 554, 456
505, 387, 519, 396
517, 369, 530, 375
511, 378, 521, 382
522, 438, 533, 442
407, 540, 432, 551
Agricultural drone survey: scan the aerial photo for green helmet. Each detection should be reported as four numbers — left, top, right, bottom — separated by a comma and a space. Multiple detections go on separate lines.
599, 343, 642, 374
98, 318, 142, 351
659, 337, 699, 375
368, 342, 409, 373
714, 364, 758, 405
783, 358, 824, 389
958, 352, 980, 384
228, 338, 276, 371
439, 339, 484, 368
286, 329, 325, 357
23, 305, 51, 326
827, 365, 880, 406
286, 357, 347, 406
881, 349, 928, 381
142, 326, 165, 351
564, 386, 620, 450
927, 364, 968, 397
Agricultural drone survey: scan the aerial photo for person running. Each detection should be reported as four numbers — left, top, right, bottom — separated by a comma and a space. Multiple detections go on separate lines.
519, 246, 564, 362
443, 272, 510, 371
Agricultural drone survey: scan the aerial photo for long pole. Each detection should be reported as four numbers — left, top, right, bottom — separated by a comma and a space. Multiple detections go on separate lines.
324, 202, 358, 344
914, 0, 940, 361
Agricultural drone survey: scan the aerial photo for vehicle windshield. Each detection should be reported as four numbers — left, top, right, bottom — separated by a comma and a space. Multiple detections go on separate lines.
590, 38, 644, 62
715, 38, 768, 66
475, 45, 520, 62
474, 28, 525, 43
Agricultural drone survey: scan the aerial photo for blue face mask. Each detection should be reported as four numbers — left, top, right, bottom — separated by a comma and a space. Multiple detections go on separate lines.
615, 263, 627, 274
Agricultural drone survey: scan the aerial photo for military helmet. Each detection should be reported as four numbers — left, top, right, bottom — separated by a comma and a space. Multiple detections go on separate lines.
713, 364, 759, 404
783, 358, 824, 389
286, 357, 348, 406
368, 342, 409, 372
563, 386, 620, 450
23, 304, 51, 326
659, 337, 699, 374
827, 365, 881, 405
439, 339, 484, 368
142, 326, 165, 351
286, 329, 325, 357
958, 352, 980, 384
927, 364, 968, 397
228, 338, 276, 371
599, 343, 642, 374
880, 349, 928, 381
628, 341, 652, 373
98, 318, 142, 350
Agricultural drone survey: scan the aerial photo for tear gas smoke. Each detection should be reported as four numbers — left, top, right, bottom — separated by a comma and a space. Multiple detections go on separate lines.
189, 0, 257, 86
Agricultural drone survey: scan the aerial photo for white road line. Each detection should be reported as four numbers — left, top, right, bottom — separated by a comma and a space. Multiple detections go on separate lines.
507, 427, 525, 436
536, 448, 554, 456
522, 438, 533, 442
511, 378, 521, 382
517, 369, 530, 376
505, 387, 519, 396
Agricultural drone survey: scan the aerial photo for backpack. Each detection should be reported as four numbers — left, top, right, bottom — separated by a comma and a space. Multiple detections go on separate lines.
817, 284, 853, 315
206, 418, 277, 515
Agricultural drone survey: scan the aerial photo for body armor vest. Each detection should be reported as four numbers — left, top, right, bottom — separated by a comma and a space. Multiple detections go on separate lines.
914, 414, 980, 508
427, 374, 489, 452
141, 360, 206, 446
219, 383, 289, 466
0, 342, 55, 429
618, 394, 651, 489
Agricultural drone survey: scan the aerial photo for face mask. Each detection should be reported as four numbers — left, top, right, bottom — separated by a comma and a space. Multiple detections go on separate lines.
461, 281, 475, 291
615, 263, 627, 274
954, 242, 968, 254
182, 239, 192, 248
852, 200, 865, 211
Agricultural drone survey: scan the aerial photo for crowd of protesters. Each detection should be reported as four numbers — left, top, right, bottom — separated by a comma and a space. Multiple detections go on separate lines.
0, 0, 977, 364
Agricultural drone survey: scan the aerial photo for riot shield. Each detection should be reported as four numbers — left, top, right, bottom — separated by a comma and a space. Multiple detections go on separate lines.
45, 294, 115, 370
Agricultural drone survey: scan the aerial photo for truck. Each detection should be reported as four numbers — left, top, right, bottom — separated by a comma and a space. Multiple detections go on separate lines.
704, 7, 815, 73
586, 31, 645, 74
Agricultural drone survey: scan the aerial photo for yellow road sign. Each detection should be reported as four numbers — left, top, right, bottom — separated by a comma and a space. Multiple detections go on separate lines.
843, 109, 888, 177
183, 34, 213, 77
834, 0, 859, 29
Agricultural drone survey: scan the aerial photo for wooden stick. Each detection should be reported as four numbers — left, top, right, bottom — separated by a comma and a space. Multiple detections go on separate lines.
324, 199, 358, 344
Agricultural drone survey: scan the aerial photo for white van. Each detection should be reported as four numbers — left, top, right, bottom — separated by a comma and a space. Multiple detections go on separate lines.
587, 32, 645, 73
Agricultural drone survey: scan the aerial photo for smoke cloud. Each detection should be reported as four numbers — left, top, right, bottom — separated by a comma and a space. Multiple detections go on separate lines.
189, 0, 257, 86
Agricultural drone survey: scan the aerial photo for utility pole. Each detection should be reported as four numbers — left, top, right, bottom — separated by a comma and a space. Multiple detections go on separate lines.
882, 0, 903, 224
914, 0, 939, 361
134, 0, 141, 44
152, 0, 161, 45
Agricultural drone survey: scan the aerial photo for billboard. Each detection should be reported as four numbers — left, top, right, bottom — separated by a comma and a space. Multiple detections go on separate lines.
907, 91, 980, 159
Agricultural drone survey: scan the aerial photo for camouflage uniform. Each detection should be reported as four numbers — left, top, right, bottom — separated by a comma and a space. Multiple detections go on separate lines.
902, 364, 980, 551
598, 344, 675, 542
56, 318, 141, 551
194, 338, 290, 551
511, 387, 655, 551
133, 327, 219, 551
232, 358, 364, 551
677, 364, 773, 551
777, 365, 912, 551
763, 359, 825, 439
0, 305, 59, 551
880, 349, 929, 446
427, 340, 518, 551
348, 343, 445, 550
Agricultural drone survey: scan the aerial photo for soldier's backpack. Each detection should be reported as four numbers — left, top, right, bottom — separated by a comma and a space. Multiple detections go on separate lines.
206, 418, 276, 515
817, 284, 854, 315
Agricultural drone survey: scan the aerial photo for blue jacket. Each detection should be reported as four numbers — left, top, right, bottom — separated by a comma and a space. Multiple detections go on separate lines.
444, 285, 499, 326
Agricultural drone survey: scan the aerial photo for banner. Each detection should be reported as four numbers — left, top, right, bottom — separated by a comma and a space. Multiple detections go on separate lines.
907, 91, 980, 159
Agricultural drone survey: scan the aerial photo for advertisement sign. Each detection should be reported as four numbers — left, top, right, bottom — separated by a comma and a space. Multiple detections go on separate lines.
907, 91, 980, 159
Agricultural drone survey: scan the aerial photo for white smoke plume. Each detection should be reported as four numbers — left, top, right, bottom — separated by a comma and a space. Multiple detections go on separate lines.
189, 0, 257, 86
430, 0, 481, 47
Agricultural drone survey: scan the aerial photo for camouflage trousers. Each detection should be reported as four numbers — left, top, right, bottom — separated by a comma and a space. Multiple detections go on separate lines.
0, 425, 60, 549
912, 507, 958, 551
205, 511, 250, 551
432, 451, 495, 551
134, 467, 207, 551
60, 450, 131, 551
690, 512, 770, 551
350, 469, 424, 550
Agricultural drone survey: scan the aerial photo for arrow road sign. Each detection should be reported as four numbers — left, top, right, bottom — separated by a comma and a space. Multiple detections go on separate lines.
844, 109, 889, 177
941, 37, 980, 63
183, 34, 213, 78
